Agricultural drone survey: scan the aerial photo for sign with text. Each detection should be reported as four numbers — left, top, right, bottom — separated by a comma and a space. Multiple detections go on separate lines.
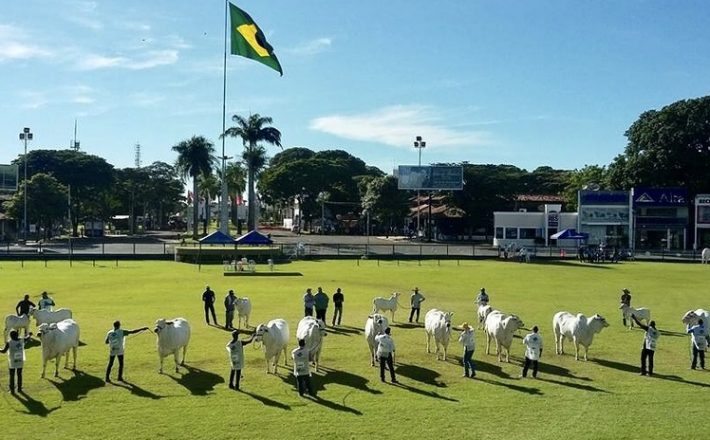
397, 166, 463, 190
632, 187, 687, 207
0, 164, 18, 192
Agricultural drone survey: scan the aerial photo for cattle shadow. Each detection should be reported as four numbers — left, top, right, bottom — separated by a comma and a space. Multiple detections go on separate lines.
50, 370, 105, 401
538, 377, 609, 393
13, 391, 60, 417
477, 378, 543, 395
114, 380, 163, 399
170, 365, 224, 396
537, 363, 592, 381
318, 366, 382, 394
395, 363, 447, 388
391, 381, 458, 402
241, 390, 291, 410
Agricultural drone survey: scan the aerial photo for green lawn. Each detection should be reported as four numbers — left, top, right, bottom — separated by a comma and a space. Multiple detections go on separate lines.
0, 259, 708, 439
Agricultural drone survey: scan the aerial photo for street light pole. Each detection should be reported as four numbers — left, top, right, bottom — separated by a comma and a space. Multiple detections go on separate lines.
413, 136, 426, 238
18, 127, 33, 241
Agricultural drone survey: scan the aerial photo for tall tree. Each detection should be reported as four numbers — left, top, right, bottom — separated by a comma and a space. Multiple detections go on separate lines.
144, 161, 184, 229
223, 161, 247, 230
3, 173, 67, 239
198, 173, 220, 235
361, 175, 410, 231
563, 165, 610, 210
222, 114, 282, 231
172, 136, 216, 239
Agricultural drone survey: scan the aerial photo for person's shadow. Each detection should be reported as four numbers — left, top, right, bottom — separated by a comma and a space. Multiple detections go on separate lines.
318, 366, 382, 394
50, 370, 105, 401
114, 380, 163, 399
240, 390, 291, 411
170, 365, 224, 395
277, 373, 363, 414
395, 363, 447, 388
12, 391, 60, 417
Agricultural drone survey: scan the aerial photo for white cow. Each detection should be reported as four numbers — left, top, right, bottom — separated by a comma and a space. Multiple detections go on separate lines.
682, 309, 710, 326
619, 303, 651, 329
484, 311, 524, 362
254, 319, 290, 374
154, 318, 191, 374
425, 309, 454, 360
477, 305, 493, 329
235, 297, 252, 329
37, 319, 80, 378
701, 248, 710, 264
372, 292, 401, 322
4, 314, 31, 341
553, 312, 609, 361
365, 313, 389, 366
296, 316, 327, 372
30, 308, 73, 326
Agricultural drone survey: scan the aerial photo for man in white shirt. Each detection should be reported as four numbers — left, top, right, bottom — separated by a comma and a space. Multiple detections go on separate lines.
374, 327, 398, 383
0, 330, 32, 394
226, 330, 255, 390
521, 326, 543, 378
409, 288, 426, 323
38, 291, 55, 311
687, 318, 709, 370
458, 323, 476, 378
292, 339, 316, 397
105, 320, 149, 383
631, 315, 659, 376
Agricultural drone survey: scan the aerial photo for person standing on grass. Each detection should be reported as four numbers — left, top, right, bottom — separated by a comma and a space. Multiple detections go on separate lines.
224, 290, 237, 330
687, 318, 708, 370
226, 330, 255, 390
0, 330, 32, 394
375, 327, 398, 383
303, 288, 315, 317
475, 288, 489, 306
15, 294, 35, 316
521, 326, 543, 379
332, 288, 344, 326
202, 285, 217, 326
292, 339, 316, 397
38, 291, 55, 311
631, 314, 659, 376
105, 321, 150, 383
314, 287, 329, 324
409, 287, 426, 323
620, 288, 632, 326
458, 323, 476, 378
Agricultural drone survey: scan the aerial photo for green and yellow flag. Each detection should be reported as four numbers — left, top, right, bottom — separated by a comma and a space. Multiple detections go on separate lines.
229, 3, 283, 76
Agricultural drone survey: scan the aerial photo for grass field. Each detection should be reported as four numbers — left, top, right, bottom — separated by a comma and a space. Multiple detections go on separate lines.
0, 259, 708, 439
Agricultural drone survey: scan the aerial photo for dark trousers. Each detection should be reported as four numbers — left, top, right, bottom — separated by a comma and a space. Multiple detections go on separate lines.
463, 349, 475, 377
640, 348, 654, 375
204, 304, 217, 324
295, 374, 315, 396
315, 309, 327, 322
229, 369, 242, 390
225, 310, 234, 329
692, 345, 706, 369
9, 368, 22, 392
106, 355, 124, 380
379, 354, 396, 381
409, 308, 420, 323
522, 357, 538, 378
332, 306, 342, 326
305, 307, 313, 317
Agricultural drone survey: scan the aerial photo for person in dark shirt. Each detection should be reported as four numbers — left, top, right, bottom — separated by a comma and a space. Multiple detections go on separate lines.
202, 285, 217, 325
620, 288, 632, 326
632, 315, 659, 376
332, 288, 344, 326
15, 295, 35, 316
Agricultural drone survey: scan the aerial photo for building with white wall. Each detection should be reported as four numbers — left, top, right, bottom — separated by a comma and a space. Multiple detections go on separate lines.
493, 204, 578, 248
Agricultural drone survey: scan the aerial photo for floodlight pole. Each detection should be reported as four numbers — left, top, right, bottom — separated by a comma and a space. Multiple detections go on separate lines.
19, 127, 33, 241
414, 136, 426, 238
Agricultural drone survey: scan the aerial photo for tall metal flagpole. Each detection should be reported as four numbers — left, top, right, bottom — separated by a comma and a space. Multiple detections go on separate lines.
219, 0, 230, 234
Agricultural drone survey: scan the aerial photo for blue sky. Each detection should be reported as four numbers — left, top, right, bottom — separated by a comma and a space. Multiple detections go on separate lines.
2, 0, 709, 174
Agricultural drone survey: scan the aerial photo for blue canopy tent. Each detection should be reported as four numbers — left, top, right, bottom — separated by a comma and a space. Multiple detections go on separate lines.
199, 230, 237, 245
550, 228, 589, 240
235, 230, 273, 245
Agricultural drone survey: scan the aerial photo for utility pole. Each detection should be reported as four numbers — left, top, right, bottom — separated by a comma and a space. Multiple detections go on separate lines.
19, 127, 33, 241
413, 136, 426, 237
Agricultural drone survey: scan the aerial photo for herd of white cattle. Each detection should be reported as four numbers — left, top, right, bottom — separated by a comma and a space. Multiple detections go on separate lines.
3, 293, 710, 383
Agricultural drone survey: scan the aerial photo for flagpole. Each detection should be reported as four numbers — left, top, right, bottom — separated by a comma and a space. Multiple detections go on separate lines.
219, 0, 230, 235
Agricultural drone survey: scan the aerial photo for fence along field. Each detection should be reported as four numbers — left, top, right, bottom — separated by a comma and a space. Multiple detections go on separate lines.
0, 259, 708, 439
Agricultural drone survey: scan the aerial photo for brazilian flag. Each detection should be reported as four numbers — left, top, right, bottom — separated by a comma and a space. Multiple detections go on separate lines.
229, 3, 283, 76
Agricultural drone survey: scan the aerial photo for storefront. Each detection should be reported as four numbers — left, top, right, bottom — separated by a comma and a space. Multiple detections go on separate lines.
577, 190, 631, 248
694, 194, 710, 249
632, 187, 688, 250
493, 204, 578, 248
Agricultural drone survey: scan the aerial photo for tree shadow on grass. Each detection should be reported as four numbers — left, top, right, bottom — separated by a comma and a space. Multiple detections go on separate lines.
50, 370, 105, 401
114, 380, 163, 399
13, 391, 60, 417
395, 363, 447, 388
477, 378, 543, 395
241, 390, 291, 410
170, 365, 224, 396
538, 377, 610, 393
318, 366, 382, 394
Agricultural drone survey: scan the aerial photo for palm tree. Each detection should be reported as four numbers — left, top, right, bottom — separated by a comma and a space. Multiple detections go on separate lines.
222, 161, 247, 231
222, 114, 281, 231
172, 136, 216, 239
198, 173, 220, 235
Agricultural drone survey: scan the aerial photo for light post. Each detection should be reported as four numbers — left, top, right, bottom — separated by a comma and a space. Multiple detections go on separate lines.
317, 191, 330, 235
18, 127, 33, 241
413, 136, 426, 237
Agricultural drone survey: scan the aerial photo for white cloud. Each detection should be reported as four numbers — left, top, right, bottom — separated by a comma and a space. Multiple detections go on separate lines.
72, 96, 95, 104
286, 37, 332, 55
128, 92, 165, 107
0, 25, 52, 62
310, 105, 493, 149
65, 0, 103, 30
77, 49, 178, 70
18, 91, 49, 109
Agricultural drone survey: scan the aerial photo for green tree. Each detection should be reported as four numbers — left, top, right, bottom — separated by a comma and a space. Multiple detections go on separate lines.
222, 161, 247, 230
172, 136, 216, 239
563, 165, 610, 210
222, 114, 282, 231
198, 173, 220, 235
144, 161, 184, 229
4, 173, 67, 239
361, 175, 410, 230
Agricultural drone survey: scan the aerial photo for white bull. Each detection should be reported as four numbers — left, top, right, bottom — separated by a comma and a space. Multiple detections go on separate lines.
372, 292, 401, 322
619, 303, 651, 329
30, 308, 73, 326
702, 248, 710, 264
154, 318, 190, 374
37, 319, 80, 378
484, 311, 524, 362
477, 305, 493, 329
235, 297, 252, 329
365, 313, 389, 366
425, 309, 454, 360
296, 316, 327, 372
4, 314, 31, 341
553, 312, 609, 361
254, 319, 290, 374
682, 309, 710, 326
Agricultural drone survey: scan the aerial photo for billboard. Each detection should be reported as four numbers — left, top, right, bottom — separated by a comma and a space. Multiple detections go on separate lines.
632, 187, 687, 207
397, 166, 463, 190
0, 164, 18, 192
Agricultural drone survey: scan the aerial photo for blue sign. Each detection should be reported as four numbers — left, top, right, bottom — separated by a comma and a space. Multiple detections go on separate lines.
579, 191, 629, 205
632, 188, 687, 207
